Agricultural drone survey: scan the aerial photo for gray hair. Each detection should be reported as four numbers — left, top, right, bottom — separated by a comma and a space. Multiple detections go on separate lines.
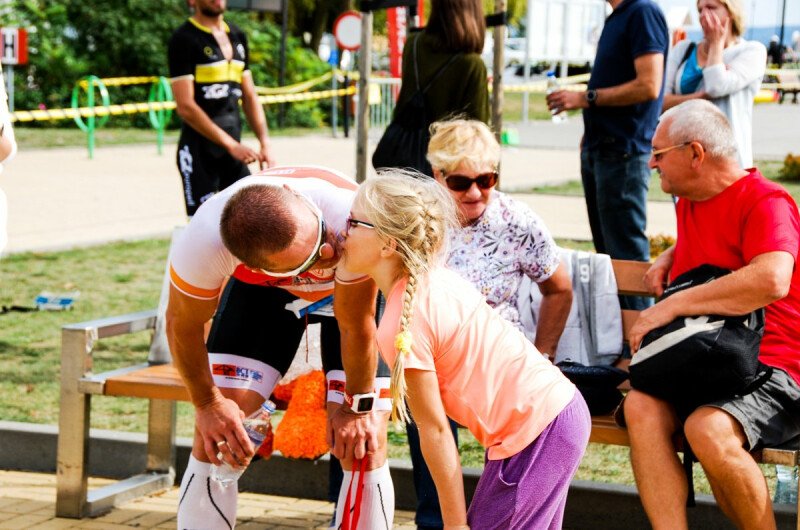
659, 100, 739, 160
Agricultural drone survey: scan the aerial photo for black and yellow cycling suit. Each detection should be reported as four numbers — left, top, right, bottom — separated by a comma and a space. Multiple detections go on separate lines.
168, 18, 251, 215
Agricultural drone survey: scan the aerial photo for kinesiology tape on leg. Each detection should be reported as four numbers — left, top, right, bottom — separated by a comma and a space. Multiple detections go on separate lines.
333, 462, 394, 530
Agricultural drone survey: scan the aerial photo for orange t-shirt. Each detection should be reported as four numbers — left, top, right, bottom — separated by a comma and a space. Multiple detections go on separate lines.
377, 267, 575, 460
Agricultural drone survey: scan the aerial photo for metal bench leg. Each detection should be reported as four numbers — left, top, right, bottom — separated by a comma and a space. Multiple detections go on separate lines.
56, 328, 95, 518
147, 398, 176, 473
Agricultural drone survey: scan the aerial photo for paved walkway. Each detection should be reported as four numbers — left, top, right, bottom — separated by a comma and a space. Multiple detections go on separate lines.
2, 132, 673, 255
0, 470, 417, 529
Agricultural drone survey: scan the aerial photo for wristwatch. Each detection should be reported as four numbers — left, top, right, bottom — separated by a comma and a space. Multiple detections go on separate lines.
585, 89, 598, 107
344, 391, 377, 414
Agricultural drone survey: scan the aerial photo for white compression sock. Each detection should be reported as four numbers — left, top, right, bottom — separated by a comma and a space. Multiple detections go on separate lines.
177, 455, 238, 530
333, 462, 394, 530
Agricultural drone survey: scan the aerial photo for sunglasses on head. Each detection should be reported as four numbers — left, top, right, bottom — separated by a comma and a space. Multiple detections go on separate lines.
443, 171, 499, 192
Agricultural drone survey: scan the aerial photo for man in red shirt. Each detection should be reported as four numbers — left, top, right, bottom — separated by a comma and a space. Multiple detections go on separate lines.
625, 99, 800, 529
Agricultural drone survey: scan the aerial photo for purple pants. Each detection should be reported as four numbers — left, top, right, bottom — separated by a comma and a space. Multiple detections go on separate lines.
468, 391, 591, 530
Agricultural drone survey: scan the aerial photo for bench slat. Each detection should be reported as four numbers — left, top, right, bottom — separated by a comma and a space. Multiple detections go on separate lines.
612, 260, 652, 296
103, 364, 190, 401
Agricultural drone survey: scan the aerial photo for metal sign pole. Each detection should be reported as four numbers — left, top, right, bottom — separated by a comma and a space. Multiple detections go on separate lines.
356, 11, 373, 184
4, 65, 13, 112
491, 0, 507, 147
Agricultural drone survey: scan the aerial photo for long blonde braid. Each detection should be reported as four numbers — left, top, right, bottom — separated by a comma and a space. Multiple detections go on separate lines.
356, 171, 458, 425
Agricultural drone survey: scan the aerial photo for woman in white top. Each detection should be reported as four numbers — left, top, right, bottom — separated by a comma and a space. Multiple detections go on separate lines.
662, 0, 765, 168
0, 60, 19, 254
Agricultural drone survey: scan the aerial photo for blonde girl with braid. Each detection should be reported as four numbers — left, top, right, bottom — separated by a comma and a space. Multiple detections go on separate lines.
341, 172, 591, 530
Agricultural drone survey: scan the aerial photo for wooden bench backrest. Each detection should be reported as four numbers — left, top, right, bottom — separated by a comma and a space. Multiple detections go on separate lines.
611, 259, 656, 342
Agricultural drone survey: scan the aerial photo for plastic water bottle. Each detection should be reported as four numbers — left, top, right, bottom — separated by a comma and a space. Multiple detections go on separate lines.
774, 464, 798, 504
211, 400, 276, 487
546, 71, 567, 124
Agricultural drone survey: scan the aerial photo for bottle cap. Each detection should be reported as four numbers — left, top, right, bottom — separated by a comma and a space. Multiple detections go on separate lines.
261, 400, 277, 413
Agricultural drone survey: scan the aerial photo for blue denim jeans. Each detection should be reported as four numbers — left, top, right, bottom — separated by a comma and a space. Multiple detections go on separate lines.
407, 417, 459, 528
581, 148, 653, 310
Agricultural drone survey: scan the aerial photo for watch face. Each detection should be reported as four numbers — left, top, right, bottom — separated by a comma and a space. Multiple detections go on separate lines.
356, 397, 375, 412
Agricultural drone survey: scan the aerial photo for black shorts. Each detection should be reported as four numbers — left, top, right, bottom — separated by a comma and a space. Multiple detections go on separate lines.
206, 278, 390, 400
176, 129, 250, 216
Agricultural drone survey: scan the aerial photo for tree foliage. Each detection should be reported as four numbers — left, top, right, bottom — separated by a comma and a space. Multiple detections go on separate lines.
0, 0, 329, 127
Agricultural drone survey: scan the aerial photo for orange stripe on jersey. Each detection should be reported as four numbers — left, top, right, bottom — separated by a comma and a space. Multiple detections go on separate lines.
253, 166, 358, 191
169, 264, 221, 299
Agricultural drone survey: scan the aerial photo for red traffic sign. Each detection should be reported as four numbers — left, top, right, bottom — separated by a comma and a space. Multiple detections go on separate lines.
1, 27, 28, 66
333, 11, 362, 51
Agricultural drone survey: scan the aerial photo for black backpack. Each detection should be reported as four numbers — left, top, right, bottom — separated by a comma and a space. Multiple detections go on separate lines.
372, 33, 459, 177
629, 264, 771, 415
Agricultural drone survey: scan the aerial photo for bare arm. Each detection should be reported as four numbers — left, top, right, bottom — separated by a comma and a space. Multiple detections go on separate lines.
165, 285, 250, 463
546, 53, 664, 112
0, 65, 16, 164
329, 278, 381, 460
629, 251, 794, 352
662, 92, 708, 111
532, 263, 573, 357
0, 130, 15, 163
406, 369, 467, 528
171, 77, 262, 165
642, 245, 675, 297
240, 71, 275, 168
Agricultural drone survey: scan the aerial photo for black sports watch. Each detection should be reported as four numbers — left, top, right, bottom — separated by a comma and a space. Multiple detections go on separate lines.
585, 89, 598, 107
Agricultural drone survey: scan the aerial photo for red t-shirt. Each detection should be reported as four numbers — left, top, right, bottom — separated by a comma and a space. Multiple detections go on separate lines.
671, 169, 800, 384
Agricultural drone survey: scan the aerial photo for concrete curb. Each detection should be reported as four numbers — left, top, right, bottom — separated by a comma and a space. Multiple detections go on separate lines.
1, 421, 795, 528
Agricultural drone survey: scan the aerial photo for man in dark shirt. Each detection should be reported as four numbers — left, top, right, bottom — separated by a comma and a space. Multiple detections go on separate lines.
168, 0, 275, 216
547, 0, 668, 310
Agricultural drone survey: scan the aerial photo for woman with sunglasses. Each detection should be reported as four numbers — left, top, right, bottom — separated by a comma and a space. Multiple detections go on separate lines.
402, 118, 573, 529
340, 172, 590, 529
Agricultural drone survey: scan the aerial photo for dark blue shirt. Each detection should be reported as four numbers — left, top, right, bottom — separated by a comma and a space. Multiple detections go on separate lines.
583, 0, 668, 154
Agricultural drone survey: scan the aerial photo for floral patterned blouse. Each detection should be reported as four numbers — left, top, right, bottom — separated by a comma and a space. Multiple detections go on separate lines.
446, 191, 560, 329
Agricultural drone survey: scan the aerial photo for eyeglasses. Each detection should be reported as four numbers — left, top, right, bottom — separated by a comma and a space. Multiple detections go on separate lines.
257, 196, 327, 278
651, 142, 692, 162
345, 216, 375, 236
443, 171, 499, 192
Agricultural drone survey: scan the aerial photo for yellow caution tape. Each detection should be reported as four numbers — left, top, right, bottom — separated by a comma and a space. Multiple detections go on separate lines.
257, 86, 355, 105
78, 76, 161, 88
11, 86, 357, 123
254, 71, 334, 95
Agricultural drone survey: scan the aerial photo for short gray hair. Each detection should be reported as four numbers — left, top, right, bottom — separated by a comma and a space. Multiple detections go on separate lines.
659, 100, 738, 160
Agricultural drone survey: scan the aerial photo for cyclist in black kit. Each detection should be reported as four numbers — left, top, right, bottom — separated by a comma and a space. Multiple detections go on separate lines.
168, 0, 275, 216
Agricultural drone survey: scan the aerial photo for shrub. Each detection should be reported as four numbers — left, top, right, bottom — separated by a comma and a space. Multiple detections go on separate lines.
649, 233, 676, 259
778, 154, 800, 181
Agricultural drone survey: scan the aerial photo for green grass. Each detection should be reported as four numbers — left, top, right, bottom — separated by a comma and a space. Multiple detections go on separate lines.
502, 92, 580, 123
10, 91, 554, 150
529, 160, 800, 204
0, 237, 781, 492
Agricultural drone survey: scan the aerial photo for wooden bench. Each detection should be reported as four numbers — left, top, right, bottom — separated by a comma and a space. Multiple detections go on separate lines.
55, 254, 800, 524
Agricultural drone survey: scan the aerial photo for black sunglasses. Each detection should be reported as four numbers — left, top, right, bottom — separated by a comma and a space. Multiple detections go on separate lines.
443, 171, 499, 192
